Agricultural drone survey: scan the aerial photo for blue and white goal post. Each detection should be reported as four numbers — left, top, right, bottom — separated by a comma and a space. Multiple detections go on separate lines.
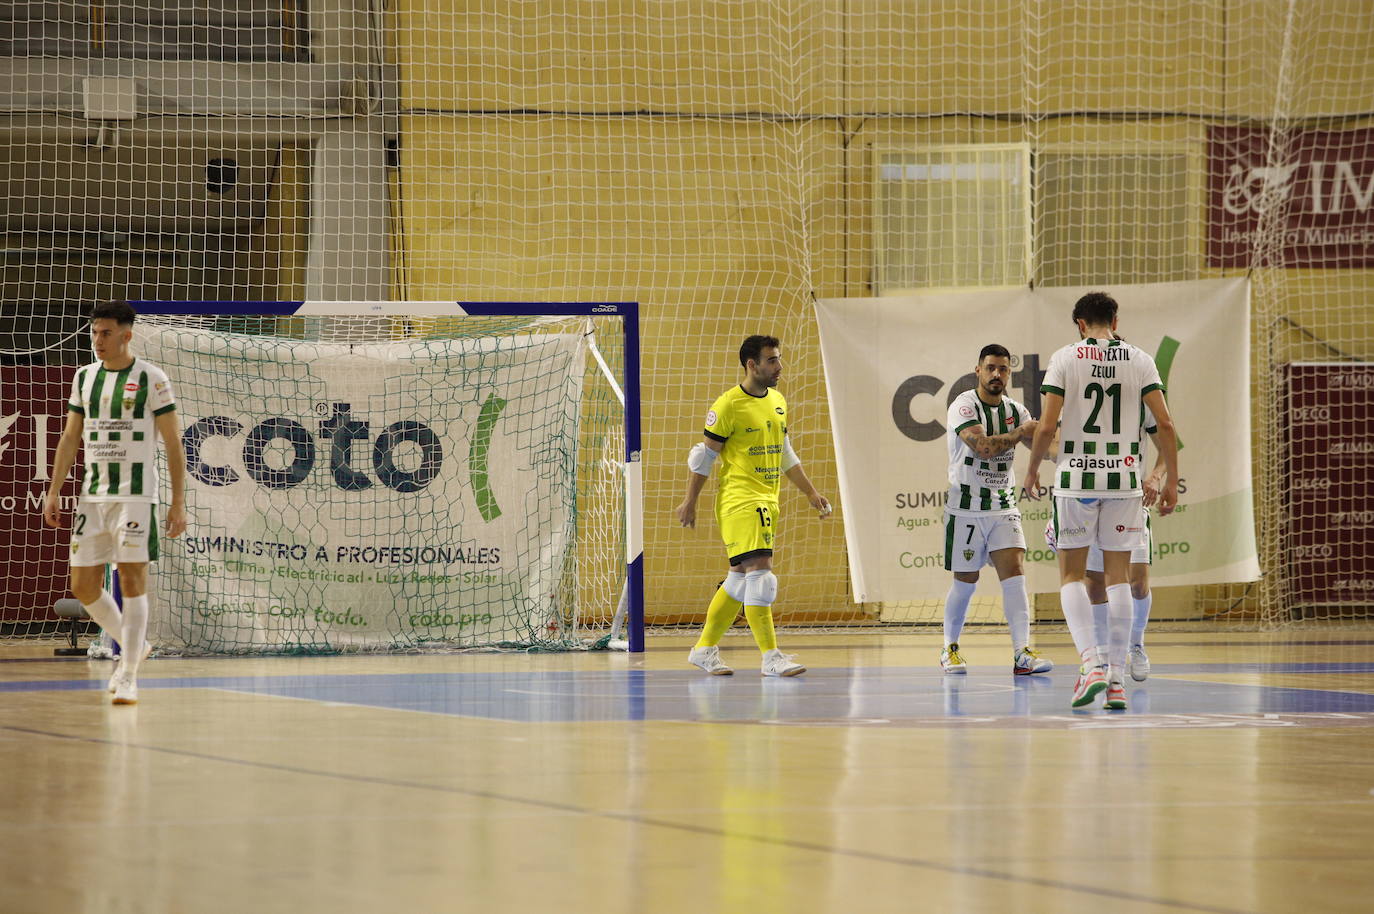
131, 301, 645, 655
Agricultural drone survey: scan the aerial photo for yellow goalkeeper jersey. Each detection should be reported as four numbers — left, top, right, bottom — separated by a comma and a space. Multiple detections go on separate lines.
703, 385, 788, 517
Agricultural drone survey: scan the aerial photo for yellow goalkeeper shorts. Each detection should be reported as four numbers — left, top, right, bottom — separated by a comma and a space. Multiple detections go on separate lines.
718, 501, 778, 566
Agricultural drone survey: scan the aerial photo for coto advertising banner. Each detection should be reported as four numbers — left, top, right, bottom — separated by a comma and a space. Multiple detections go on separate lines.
140, 326, 586, 651
815, 278, 1260, 602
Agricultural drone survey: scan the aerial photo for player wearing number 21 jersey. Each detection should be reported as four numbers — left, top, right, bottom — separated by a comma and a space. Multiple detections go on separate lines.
1026, 291, 1179, 711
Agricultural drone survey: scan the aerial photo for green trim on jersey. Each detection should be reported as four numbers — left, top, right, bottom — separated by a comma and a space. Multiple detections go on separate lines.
1141, 382, 1163, 397
153, 402, 176, 416
1041, 384, 1064, 397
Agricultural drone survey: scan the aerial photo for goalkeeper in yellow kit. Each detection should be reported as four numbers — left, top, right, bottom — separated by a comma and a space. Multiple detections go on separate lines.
675, 335, 831, 676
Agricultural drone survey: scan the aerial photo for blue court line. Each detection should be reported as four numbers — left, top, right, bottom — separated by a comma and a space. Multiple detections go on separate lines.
4, 666, 1374, 722
1147, 662, 1374, 673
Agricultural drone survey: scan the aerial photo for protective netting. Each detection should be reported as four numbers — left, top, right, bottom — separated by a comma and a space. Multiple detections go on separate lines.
3, 1, 1373, 635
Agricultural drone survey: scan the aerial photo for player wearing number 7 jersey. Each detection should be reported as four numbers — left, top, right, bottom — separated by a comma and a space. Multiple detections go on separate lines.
938, 343, 1052, 677
674, 335, 831, 677
1025, 292, 1179, 711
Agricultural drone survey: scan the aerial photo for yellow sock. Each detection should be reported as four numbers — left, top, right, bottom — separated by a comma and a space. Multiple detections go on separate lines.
744, 604, 777, 652
694, 586, 741, 648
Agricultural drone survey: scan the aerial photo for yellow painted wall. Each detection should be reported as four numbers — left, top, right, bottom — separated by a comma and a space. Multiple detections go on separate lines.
388, 1, 1374, 623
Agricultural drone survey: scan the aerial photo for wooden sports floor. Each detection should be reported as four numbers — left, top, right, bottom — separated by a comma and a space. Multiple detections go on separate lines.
2, 630, 1372, 914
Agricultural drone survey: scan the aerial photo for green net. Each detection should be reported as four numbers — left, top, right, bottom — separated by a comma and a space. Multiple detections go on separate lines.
136, 311, 627, 654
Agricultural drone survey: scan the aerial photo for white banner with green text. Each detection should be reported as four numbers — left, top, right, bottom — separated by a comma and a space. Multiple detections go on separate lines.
816, 278, 1259, 602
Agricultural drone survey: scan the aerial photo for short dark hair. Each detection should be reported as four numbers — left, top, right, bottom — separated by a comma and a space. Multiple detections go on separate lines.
91, 301, 137, 326
1072, 292, 1117, 328
739, 334, 780, 369
978, 343, 1011, 363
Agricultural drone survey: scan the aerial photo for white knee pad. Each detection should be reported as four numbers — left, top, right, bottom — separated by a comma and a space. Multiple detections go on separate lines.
743, 569, 778, 607
722, 570, 747, 602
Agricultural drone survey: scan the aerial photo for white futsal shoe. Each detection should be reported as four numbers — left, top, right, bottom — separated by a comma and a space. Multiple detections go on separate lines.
111, 675, 138, 705
1013, 647, 1054, 675
108, 642, 153, 693
940, 643, 968, 673
761, 649, 805, 677
1128, 644, 1150, 681
688, 645, 734, 676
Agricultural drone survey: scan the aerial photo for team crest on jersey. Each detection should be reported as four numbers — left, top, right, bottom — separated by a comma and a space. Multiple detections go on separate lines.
123, 398, 134, 410
963, 549, 975, 561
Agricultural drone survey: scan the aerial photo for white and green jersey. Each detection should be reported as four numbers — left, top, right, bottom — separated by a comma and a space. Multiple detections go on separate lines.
68, 358, 176, 503
1041, 337, 1163, 498
945, 390, 1030, 516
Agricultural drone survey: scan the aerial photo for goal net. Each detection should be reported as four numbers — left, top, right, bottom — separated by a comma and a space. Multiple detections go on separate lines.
1, 303, 639, 653
2, 2, 1372, 636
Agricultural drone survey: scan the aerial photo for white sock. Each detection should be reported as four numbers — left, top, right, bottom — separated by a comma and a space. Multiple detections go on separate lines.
1132, 591, 1152, 647
81, 590, 123, 640
1091, 602, 1109, 653
943, 579, 977, 645
1000, 575, 1030, 652
1107, 584, 1133, 675
120, 594, 149, 678
1059, 582, 1100, 664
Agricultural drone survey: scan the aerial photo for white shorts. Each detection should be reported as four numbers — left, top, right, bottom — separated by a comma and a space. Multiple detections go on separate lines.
1046, 511, 1153, 566
71, 500, 160, 567
943, 510, 1025, 573
1087, 513, 1152, 570
1051, 495, 1144, 553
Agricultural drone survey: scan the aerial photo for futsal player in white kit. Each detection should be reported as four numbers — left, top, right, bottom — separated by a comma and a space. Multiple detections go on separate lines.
1025, 292, 1180, 709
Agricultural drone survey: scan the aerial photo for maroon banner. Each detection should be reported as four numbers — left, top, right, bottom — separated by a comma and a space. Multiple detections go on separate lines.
1283, 363, 1374, 610
0, 366, 80, 624
1209, 126, 1374, 268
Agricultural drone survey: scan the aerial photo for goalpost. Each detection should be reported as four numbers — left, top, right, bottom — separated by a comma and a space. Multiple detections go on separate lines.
127, 301, 644, 654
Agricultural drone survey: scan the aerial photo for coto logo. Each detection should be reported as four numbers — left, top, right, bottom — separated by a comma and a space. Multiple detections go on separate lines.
183, 403, 444, 493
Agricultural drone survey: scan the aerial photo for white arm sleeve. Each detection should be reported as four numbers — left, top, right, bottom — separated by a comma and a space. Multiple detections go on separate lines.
780, 436, 800, 472
687, 442, 720, 476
